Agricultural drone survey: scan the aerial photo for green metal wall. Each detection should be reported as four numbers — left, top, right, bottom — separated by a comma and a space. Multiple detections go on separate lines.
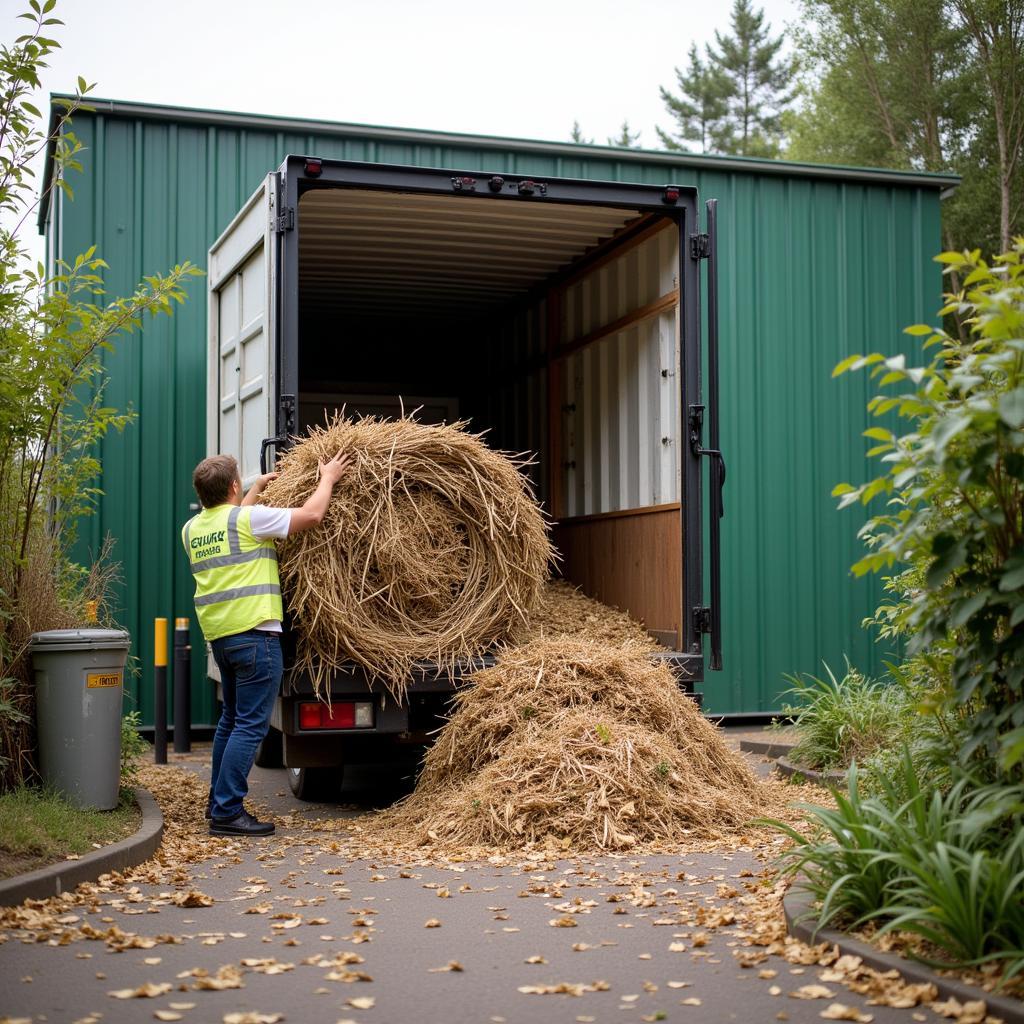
46, 101, 945, 723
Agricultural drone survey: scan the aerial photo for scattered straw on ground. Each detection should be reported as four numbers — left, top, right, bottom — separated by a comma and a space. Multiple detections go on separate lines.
262, 415, 551, 699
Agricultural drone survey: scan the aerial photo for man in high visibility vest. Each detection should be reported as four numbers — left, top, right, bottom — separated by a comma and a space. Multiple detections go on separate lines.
183, 450, 350, 836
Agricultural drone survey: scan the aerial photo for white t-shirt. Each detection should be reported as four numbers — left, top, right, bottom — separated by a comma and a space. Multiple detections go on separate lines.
248, 506, 292, 632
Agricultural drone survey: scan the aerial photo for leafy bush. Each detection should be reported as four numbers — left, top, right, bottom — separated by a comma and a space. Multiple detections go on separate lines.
0, 2, 199, 788
782, 660, 904, 771
119, 710, 146, 788
833, 243, 1024, 780
772, 751, 1024, 982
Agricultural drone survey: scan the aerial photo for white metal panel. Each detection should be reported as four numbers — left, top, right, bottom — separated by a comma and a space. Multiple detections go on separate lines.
207, 174, 275, 484
558, 224, 679, 515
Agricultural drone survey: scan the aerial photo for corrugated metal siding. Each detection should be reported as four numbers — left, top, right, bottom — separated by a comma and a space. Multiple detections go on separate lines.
54, 107, 942, 722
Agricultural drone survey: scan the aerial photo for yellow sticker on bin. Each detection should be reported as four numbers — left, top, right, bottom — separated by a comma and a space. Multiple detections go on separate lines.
86, 672, 121, 688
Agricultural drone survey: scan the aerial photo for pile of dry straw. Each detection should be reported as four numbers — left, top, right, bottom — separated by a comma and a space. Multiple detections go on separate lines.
373, 583, 767, 850
267, 416, 768, 850
262, 415, 551, 696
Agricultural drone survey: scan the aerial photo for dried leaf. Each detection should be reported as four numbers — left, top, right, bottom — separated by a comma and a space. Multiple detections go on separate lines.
172, 890, 214, 908
424, 919, 441, 928
108, 982, 173, 999
525, 955, 547, 964
428, 961, 464, 973
819, 1005, 873, 1022
346, 996, 375, 1010
549, 916, 578, 928
791, 985, 836, 1000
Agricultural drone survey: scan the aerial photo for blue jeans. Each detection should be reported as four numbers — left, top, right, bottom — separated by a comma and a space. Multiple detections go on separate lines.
209, 630, 282, 820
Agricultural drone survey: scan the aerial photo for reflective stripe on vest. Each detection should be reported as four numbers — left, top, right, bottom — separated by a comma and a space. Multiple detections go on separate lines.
182, 504, 284, 641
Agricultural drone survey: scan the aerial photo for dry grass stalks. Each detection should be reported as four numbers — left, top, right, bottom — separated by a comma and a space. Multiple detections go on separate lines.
262, 415, 552, 700
371, 629, 768, 851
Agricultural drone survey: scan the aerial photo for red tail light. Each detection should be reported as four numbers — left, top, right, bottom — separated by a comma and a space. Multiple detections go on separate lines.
297, 702, 373, 730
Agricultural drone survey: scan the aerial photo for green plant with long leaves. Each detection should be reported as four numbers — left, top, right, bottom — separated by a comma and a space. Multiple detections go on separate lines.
769, 750, 1024, 981
833, 244, 1024, 779
782, 659, 904, 771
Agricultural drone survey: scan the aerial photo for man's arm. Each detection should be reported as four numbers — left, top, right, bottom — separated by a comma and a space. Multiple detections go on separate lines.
288, 450, 352, 534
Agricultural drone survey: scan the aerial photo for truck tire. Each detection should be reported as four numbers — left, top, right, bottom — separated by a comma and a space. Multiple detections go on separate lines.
286, 765, 341, 801
254, 727, 283, 769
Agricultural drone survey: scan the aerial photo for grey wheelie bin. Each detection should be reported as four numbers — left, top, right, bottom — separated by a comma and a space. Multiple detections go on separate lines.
29, 628, 131, 810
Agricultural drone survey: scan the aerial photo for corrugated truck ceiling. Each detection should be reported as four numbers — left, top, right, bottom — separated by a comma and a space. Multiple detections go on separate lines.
299, 188, 640, 319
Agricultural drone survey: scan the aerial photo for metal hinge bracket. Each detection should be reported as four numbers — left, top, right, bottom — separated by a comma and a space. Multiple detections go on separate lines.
693, 606, 712, 635
690, 232, 710, 260
274, 207, 295, 233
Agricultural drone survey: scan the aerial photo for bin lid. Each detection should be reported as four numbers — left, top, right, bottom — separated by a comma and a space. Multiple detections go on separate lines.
28, 628, 131, 652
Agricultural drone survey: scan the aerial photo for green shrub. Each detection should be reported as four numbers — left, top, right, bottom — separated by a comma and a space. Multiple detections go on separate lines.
119, 710, 146, 788
833, 243, 1024, 780
782, 660, 904, 771
771, 750, 1024, 982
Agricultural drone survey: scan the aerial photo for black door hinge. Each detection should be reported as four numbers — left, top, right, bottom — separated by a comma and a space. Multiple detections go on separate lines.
690, 232, 710, 260
281, 393, 296, 433
274, 207, 295, 233
693, 606, 712, 634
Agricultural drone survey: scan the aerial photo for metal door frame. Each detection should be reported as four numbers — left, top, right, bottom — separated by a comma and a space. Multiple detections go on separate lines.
271, 155, 711, 677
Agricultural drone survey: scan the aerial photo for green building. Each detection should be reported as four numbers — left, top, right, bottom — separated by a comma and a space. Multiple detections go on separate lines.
40, 96, 956, 726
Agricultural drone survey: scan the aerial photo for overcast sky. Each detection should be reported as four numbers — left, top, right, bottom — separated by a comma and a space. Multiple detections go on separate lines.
7, 0, 799, 260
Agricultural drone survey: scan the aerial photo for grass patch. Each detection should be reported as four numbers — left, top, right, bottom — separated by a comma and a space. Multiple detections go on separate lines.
0, 785, 140, 879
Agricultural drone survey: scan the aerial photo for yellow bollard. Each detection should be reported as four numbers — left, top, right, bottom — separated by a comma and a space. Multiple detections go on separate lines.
154, 618, 168, 764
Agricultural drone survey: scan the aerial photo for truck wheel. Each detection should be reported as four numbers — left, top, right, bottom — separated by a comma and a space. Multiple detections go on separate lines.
254, 728, 283, 768
286, 765, 341, 801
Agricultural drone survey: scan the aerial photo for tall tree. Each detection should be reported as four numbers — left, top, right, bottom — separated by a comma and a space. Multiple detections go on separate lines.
607, 120, 641, 148
657, 43, 733, 153
949, 0, 1024, 251
708, 0, 796, 155
785, 0, 1021, 257
569, 120, 593, 145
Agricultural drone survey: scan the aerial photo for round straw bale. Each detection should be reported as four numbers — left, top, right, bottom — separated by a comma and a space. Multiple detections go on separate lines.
261, 415, 552, 696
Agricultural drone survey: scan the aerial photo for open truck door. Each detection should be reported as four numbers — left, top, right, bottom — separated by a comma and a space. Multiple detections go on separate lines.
207, 158, 724, 787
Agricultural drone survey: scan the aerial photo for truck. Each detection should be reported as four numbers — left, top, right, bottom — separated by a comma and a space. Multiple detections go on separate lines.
206, 155, 724, 799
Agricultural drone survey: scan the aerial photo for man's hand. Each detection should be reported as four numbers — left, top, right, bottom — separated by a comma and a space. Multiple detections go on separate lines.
241, 472, 279, 506
318, 450, 352, 486
289, 452, 352, 534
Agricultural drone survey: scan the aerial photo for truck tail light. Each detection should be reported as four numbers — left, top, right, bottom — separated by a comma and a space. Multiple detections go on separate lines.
298, 701, 373, 730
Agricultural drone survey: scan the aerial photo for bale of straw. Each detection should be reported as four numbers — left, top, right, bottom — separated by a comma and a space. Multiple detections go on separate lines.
374, 632, 766, 850
261, 415, 552, 697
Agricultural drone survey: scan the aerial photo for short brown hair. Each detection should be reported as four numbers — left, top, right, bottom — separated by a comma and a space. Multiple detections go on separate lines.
192, 455, 240, 508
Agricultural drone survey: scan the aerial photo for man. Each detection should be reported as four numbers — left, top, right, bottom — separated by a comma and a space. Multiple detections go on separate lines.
182, 450, 350, 836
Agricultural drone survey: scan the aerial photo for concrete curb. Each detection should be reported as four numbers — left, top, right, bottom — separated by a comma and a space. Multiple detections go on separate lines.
0, 787, 163, 907
775, 755, 847, 787
739, 738, 797, 759
783, 886, 1024, 1023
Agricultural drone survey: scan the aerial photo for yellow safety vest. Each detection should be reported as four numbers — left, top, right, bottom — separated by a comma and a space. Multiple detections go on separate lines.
181, 504, 284, 641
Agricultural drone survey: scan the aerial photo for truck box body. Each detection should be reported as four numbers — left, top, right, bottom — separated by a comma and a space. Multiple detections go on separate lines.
207, 156, 724, 765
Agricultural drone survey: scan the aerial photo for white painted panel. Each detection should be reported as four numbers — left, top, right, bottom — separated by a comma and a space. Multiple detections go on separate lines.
207, 174, 274, 484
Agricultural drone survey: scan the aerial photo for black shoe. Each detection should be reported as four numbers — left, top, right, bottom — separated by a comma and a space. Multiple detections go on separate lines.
205, 787, 213, 820
209, 810, 275, 837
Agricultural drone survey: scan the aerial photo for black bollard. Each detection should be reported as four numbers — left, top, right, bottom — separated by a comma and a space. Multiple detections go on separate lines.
173, 616, 191, 753
153, 618, 167, 764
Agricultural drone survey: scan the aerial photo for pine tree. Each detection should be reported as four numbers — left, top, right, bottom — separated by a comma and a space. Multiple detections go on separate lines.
657, 43, 733, 153
607, 120, 641, 148
709, 0, 795, 156
569, 120, 593, 144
